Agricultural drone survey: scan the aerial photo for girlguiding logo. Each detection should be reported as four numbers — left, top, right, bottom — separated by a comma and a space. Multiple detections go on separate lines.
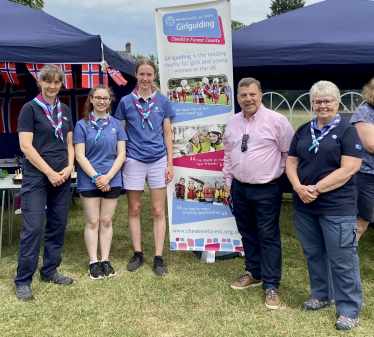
163, 8, 221, 38
165, 16, 175, 27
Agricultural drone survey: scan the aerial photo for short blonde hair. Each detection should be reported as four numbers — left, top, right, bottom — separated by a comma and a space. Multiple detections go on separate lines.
362, 77, 374, 105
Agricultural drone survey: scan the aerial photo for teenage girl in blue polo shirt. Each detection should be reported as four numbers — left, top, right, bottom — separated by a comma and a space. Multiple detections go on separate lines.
74, 85, 127, 280
115, 58, 175, 276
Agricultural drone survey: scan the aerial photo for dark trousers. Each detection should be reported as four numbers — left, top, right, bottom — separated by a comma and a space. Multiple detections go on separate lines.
14, 174, 71, 286
294, 210, 362, 318
231, 178, 282, 289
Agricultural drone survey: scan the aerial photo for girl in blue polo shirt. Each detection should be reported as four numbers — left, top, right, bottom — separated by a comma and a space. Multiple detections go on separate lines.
115, 58, 175, 276
74, 85, 127, 280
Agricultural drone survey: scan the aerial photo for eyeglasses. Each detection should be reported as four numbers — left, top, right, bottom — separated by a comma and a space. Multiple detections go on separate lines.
241, 134, 249, 152
92, 96, 110, 102
312, 99, 334, 107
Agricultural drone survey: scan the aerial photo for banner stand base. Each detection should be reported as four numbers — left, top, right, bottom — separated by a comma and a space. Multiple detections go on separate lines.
200, 251, 216, 263
195, 251, 242, 263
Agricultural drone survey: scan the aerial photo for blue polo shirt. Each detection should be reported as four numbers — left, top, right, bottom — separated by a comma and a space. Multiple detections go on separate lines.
114, 92, 175, 163
45, 98, 57, 118
288, 118, 362, 215
313, 116, 334, 133
73, 117, 128, 192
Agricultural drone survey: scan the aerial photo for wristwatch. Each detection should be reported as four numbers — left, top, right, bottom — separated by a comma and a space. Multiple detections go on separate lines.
313, 185, 321, 195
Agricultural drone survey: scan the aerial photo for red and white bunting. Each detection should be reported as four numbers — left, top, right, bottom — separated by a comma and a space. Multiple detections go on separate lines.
55, 64, 74, 89
0, 62, 19, 84
26, 63, 44, 80
81, 64, 100, 88
107, 67, 127, 86
102, 67, 109, 86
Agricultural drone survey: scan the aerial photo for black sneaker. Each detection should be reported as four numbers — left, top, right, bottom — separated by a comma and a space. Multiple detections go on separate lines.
153, 256, 168, 276
40, 272, 73, 285
127, 252, 144, 272
101, 260, 116, 278
15, 285, 34, 301
88, 262, 104, 280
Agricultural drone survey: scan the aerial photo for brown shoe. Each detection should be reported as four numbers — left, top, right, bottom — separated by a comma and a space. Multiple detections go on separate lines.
231, 271, 262, 290
265, 288, 281, 310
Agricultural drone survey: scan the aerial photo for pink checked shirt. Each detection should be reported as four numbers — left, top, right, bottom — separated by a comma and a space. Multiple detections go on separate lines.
223, 104, 294, 185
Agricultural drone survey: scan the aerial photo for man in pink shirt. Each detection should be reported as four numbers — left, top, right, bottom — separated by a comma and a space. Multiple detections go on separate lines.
223, 77, 294, 310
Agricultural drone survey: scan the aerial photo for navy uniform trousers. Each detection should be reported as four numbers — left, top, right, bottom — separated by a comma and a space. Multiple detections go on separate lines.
14, 174, 71, 286
231, 177, 282, 290
294, 210, 362, 318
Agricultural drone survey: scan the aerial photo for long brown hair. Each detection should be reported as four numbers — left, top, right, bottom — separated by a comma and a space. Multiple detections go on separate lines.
83, 85, 115, 123
135, 58, 161, 93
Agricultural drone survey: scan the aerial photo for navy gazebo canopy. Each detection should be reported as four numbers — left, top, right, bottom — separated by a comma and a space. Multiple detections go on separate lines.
232, 0, 374, 90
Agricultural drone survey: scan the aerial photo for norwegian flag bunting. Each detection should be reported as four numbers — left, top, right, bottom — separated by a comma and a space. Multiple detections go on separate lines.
0, 74, 27, 133
108, 67, 127, 86
81, 64, 100, 88
26, 63, 44, 80
0, 100, 4, 133
55, 64, 74, 89
0, 73, 91, 135
0, 62, 20, 84
102, 67, 109, 86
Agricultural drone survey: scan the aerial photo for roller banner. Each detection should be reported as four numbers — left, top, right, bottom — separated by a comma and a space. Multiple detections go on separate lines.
156, 0, 242, 252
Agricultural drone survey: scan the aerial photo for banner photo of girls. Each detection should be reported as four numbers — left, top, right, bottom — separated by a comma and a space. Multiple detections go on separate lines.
156, 0, 234, 125
157, 0, 241, 252
169, 167, 241, 251
167, 75, 231, 107
174, 176, 229, 207
172, 124, 225, 158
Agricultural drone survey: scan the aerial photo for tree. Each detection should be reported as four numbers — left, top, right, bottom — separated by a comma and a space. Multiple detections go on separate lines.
267, 0, 305, 18
9, 0, 44, 10
231, 20, 246, 31
133, 54, 160, 87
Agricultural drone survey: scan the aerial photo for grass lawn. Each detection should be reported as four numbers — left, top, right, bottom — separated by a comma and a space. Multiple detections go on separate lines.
1, 190, 373, 336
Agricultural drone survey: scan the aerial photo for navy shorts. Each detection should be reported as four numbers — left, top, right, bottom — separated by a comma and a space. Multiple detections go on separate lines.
80, 187, 121, 199
356, 171, 374, 222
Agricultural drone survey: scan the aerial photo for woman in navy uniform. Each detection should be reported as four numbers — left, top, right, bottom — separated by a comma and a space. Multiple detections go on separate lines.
286, 81, 363, 331
14, 64, 75, 301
